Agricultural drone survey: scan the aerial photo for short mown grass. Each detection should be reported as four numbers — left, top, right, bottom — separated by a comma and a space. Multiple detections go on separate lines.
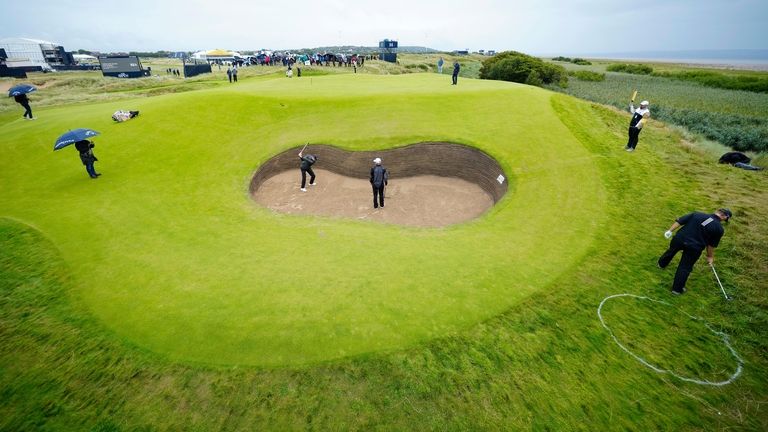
1, 73, 766, 430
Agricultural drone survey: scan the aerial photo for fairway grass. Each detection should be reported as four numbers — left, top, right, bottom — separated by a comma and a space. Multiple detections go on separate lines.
1, 73, 767, 430
1, 74, 605, 366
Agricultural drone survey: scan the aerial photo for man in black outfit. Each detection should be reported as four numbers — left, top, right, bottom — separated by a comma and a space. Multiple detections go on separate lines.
14, 93, 34, 120
658, 208, 731, 295
74, 140, 101, 179
370, 157, 388, 208
452, 61, 460, 85
298, 151, 317, 191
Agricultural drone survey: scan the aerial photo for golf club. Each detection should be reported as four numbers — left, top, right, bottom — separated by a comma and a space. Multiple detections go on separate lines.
299, 143, 308, 154
710, 264, 732, 300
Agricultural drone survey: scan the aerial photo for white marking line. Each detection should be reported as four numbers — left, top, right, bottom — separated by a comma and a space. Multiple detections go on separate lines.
597, 293, 743, 386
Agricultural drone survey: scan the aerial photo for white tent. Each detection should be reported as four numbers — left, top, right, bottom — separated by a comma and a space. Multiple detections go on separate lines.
191, 49, 242, 62
73, 54, 98, 64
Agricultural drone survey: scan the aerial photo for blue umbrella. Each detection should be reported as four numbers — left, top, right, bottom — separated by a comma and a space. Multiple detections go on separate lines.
8, 84, 37, 97
54, 128, 100, 150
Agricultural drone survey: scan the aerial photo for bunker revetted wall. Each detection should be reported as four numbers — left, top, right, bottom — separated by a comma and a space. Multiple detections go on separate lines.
250, 142, 509, 202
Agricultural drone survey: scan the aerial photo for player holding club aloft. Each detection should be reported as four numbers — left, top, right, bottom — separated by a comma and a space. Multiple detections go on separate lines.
625, 90, 650, 152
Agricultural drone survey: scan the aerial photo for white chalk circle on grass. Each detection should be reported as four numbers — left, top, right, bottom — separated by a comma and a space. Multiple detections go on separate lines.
597, 294, 743, 386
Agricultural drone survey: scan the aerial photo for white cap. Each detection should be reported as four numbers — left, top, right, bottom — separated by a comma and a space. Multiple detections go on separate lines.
640, 100, 649, 106
373, 157, 382, 164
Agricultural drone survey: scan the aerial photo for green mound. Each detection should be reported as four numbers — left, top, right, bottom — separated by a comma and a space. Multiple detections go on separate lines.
2, 72, 767, 430
5, 73, 599, 366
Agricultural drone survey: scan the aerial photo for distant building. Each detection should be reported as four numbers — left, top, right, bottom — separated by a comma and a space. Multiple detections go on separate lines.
0, 37, 74, 70
379, 39, 398, 63
454, 50, 469, 55
0, 48, 27, 77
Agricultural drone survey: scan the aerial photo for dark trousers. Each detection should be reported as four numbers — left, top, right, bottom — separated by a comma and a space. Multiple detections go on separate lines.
301, 167, 315, 188
452, 73, 458, 85
658, 237, 703, 292
372, 184, 385, 208
626, 126, 641, 149
85, 162, 98, 178
20, 102, 32, 118
233, 74, 238, 82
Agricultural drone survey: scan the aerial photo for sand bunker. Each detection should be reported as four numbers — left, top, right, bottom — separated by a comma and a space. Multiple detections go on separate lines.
250, 142, 508, 228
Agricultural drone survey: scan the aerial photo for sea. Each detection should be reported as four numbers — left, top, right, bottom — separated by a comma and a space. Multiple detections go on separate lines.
549, 49, 768, 71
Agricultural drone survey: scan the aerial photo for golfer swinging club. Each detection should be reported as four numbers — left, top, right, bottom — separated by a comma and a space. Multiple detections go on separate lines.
298, 148, 317, 192
625, 97, 650, 152
658, 208, 732, 295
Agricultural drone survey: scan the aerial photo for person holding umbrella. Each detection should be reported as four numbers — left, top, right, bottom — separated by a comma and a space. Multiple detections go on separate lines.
54, 128, 102, 179
75, 140, 100, 178
8, 84, 36, 120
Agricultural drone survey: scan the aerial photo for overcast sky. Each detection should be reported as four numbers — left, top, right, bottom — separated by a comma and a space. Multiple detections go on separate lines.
2, 0, 766, 54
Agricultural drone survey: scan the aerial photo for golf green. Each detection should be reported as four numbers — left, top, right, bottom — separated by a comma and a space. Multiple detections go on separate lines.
0, 74, 605, 366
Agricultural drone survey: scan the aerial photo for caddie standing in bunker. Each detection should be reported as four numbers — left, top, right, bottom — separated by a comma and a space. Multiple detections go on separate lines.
658, 208, 731, 295
370, 157, 388, 208
625, 100, 650, 152
298, 150, 317, 192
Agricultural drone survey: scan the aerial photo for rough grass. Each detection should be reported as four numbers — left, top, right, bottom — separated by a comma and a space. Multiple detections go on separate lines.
546, 68, 768, 152
1, 74, 767, 430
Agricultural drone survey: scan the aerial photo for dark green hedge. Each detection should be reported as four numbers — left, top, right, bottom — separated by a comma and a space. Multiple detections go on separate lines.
652, 70, 768, 93
568, 70, 605, 81
481, 51, 567, 87
653, 106, 768, 152
606, 63, 654, 75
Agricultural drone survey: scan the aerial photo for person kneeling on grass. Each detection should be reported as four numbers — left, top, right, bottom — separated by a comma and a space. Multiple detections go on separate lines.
658, 208, 731, 295
625, 100, 650, 152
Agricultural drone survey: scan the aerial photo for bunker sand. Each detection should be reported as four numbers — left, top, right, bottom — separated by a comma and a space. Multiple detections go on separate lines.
250, 142, 508, 227
253, 169, 494, 227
